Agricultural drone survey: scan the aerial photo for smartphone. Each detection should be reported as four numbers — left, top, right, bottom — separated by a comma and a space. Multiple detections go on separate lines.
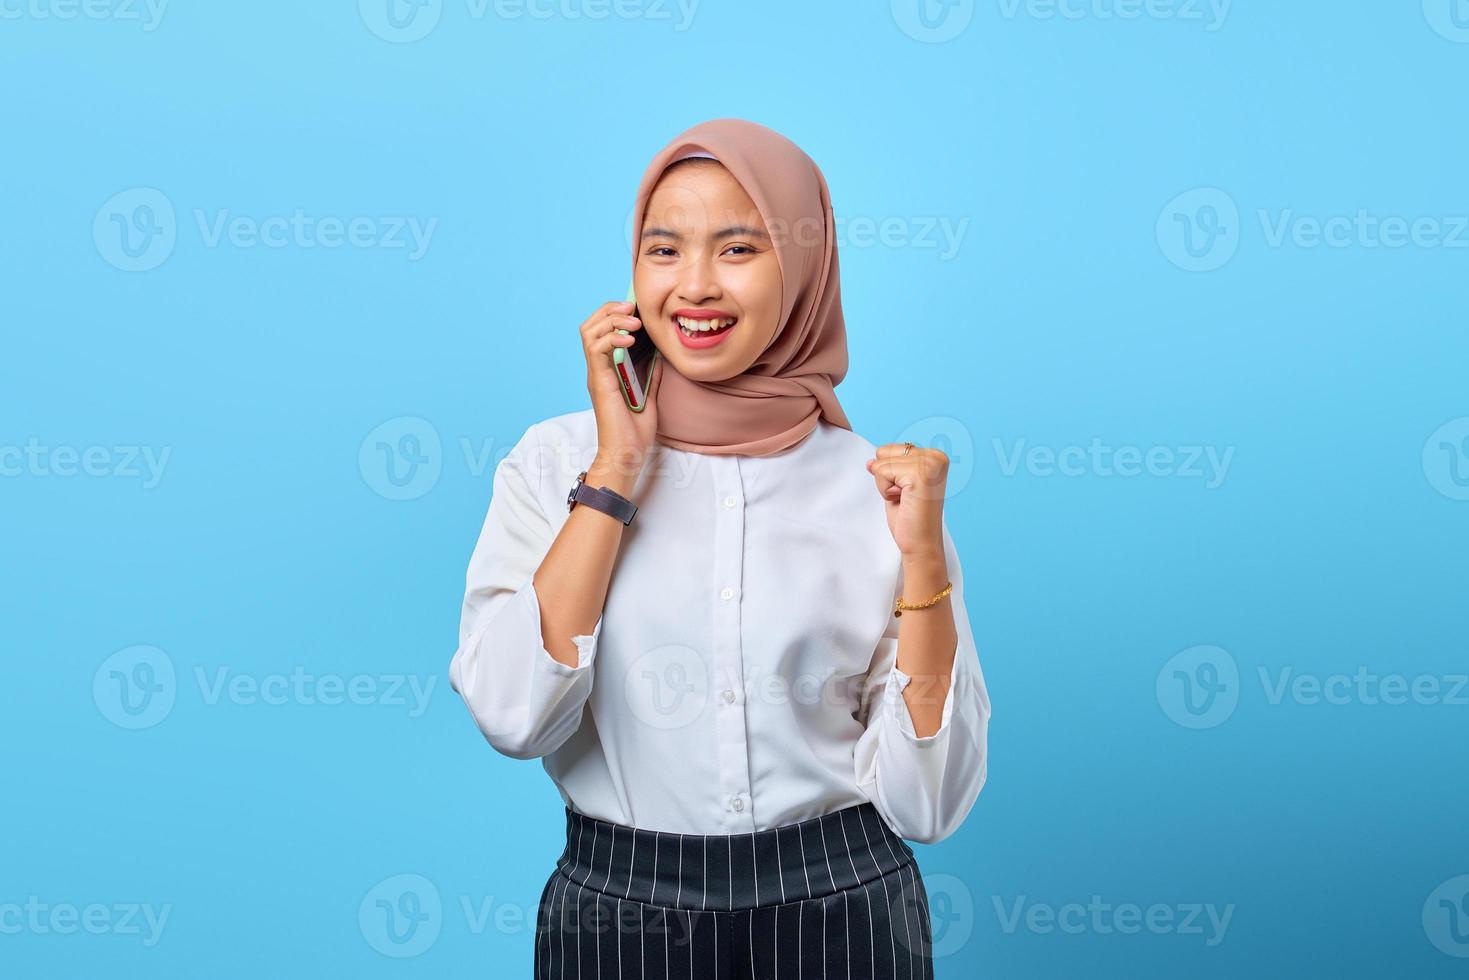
613, 279, 659, 412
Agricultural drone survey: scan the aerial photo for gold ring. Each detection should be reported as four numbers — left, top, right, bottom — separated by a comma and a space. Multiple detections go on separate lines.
902, 442, 915, 456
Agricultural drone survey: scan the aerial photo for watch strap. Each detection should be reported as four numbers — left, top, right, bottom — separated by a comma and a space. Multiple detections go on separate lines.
567, 471, 638, 525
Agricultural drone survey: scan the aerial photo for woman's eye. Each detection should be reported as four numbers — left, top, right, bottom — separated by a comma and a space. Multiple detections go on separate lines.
647, 246, 677, 258
724, 245, 756, 256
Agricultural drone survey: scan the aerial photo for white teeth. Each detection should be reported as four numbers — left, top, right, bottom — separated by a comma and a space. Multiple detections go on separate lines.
677, 316, 735, 333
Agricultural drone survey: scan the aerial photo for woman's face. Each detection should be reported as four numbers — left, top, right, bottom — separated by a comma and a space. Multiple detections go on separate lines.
634, 162, 783, 382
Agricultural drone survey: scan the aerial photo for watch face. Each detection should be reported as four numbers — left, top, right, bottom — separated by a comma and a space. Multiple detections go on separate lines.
567, 470, 587, 512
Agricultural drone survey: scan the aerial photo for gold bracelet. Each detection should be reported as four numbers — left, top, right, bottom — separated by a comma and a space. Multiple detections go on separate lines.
894, 580, 952, 617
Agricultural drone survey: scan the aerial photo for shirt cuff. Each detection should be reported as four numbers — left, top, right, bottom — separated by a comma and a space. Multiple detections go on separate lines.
529, 580, 603, 677
887, 653, 964, 745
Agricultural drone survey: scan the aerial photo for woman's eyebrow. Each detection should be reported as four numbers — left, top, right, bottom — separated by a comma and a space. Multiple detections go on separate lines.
713, 224, 771, 240
641, 224, 771, 242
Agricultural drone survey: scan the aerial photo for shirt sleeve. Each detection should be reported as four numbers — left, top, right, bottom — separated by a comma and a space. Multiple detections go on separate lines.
852, 517, 991, 844
448, 422, 603, 761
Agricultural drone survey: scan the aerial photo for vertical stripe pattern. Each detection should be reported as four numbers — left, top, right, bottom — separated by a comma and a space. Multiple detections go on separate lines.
534, 802, 935, 978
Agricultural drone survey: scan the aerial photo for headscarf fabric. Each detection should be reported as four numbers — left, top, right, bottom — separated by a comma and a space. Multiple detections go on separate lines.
630, 118, 852, 457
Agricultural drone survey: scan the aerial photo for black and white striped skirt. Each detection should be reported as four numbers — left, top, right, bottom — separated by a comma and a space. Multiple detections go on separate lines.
534, 800, 935, 979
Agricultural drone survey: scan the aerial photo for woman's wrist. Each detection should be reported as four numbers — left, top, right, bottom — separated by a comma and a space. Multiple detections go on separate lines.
900, 551, 949, 599
588, 449, 646, 499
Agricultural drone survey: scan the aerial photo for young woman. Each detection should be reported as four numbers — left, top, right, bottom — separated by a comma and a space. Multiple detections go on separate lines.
449, 117, 992, 979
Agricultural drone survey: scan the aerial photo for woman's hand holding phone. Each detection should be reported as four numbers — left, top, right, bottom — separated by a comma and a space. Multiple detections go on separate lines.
530, 300, 660, 670
580, 299, 664, 490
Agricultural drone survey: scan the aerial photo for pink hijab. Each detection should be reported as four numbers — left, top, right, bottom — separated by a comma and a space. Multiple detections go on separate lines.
630, 118, 852, 457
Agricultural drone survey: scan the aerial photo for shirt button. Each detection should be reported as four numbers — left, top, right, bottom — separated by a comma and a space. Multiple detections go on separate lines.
720, 587, 735, 601
723, 495, 738, 507
732, 797, 745, 812
722, 689, 736, 704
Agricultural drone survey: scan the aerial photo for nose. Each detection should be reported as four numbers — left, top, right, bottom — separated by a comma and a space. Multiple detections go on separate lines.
675, 249, 722, 306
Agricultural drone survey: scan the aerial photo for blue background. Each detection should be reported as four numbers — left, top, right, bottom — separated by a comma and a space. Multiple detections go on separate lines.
3, 0, 1467, 976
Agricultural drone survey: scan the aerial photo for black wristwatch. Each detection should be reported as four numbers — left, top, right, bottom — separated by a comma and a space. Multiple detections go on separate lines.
566, 470, 638, 525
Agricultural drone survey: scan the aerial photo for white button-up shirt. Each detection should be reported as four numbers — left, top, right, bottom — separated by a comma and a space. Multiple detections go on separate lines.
449, 408, 991, 844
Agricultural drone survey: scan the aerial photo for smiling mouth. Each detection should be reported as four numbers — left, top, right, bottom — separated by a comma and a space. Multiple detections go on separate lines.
676, 315, 737, 338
